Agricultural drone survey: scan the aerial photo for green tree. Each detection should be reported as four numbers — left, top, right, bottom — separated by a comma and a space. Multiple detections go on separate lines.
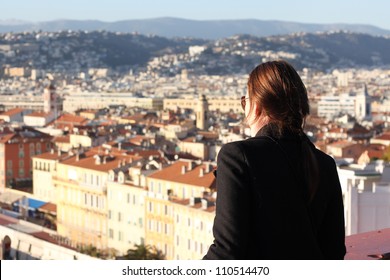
383, 146, 390, 162
123, 244, 165, 260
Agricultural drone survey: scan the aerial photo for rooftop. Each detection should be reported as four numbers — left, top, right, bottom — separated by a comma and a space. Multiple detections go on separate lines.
345, 228, 390, 260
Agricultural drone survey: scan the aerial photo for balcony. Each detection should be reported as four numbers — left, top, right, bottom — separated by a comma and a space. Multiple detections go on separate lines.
345, 228, 390, 260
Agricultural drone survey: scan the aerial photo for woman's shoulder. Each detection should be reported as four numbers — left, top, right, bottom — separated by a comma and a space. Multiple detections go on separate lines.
222, 137, 275, 151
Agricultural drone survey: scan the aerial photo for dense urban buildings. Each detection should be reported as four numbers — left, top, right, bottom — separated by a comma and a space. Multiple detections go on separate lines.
1, 30, 390, 260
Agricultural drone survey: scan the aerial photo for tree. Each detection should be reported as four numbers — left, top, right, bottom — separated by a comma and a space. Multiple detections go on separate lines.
382, 146, 390, 162
123, 244, 165, 260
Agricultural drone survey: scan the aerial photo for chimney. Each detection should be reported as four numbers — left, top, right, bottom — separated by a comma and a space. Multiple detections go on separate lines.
57, 149, 61, 156
205, 163, 211, 173
199, 168, 204, 177
188, 161, 195, 170
95, 156, 101, 165
76, 153, 80, 161
103, 156, 107, 164
190, 197, 202, 206
181, 165, 186, 174
118, 142, 121, 150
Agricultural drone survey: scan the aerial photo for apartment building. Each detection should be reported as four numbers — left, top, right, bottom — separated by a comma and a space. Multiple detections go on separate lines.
0, 126, 52, 190
53, 147, 142, 250
145, 160, 216, 260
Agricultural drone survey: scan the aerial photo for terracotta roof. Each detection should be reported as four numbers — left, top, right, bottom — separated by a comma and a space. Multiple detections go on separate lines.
53, 135, 70, 143
128, 135, 153, 146
0, 133, 15, 144
365, 144, 386, 159
374, 133, 390, 141
0, 108, 25, 116
328, 140, 356, 148
59, 148, 142, 172
0, 213, 19, 226
148, 160, 216, 188
31, 231, 75, 250
345, 228, 390, 260
33, 151, 70, 161
38, 202, 57, 215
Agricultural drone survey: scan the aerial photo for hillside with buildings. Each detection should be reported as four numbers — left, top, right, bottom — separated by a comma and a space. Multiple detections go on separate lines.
2, 31, 390, 78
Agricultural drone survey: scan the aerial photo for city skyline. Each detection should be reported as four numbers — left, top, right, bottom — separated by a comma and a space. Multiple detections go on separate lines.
1, 0, 390, 30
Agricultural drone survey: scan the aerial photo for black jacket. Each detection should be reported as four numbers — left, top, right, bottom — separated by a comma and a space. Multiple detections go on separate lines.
203, 124, 346, 260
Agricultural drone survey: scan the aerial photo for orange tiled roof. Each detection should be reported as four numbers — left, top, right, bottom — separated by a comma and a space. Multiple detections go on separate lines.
59, 148, 142, 172
55, 113, 89, 124
148, 160, 216, 188
53, 135, 70, 143
33, 150, 70, 161
0, 133, 15, 144
0, 108, 25, 116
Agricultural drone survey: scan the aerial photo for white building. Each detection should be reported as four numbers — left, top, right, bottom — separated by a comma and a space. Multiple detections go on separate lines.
63, 92, 163, 113
24, 112, 55, 127
337, 160, 390, 236
317, 86, 371, 121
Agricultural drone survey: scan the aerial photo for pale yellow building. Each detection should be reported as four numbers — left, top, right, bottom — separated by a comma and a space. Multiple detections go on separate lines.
106, 160, 162, 255
53, 147, 142, 250
172, 198, 215, 260
145, 159, 216, 259
32, 150, 70, 203
163, 96, 242, 113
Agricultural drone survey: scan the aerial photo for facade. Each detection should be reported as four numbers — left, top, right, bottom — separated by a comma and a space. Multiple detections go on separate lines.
317, 88, 371, 121
53, 147, 142, 250
0, 108, 32, 123
0, 127, 52, 190
32, 150, 70, 203
63, 92, 163, 113
338, 161, 390, 235
0, 94, 63, 112
145, 160, 216, 260
24, 112, 55, 127
163, 96, 242, 113
172, 198, 214, 260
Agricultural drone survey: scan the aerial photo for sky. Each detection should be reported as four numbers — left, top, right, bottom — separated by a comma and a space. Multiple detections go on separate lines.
1, 0, 390, 30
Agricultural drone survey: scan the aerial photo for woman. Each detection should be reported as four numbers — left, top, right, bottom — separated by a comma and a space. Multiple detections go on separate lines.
203, 60, 346, 260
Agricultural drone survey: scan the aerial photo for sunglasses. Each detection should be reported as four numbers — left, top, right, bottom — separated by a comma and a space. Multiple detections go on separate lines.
241, 96, 249, 111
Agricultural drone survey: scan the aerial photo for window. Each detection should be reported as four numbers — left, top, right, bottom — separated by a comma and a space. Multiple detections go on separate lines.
176, 235, 179, 246
108, 210, 112, 219
36, 143, 41, 154
164, 205, 168, 215
127, 193, 130, 203
29, 143, 35, 156
19, 160, 24, 168
188, 239, 191, 250
118, 231, 122, 241
109, 229, 114, 239
188, 218, 191, 227
118, 212, 122, 222
148, 202, 153, 212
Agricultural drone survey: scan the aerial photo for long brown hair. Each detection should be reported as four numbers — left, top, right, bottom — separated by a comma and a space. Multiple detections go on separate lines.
248, 60, 319, 203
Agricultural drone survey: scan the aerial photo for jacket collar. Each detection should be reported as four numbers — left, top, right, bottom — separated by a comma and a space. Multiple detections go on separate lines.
254, 123, 301, 140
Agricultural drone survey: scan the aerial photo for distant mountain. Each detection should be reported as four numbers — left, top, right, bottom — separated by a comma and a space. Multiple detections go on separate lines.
1, 18, 390, 39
